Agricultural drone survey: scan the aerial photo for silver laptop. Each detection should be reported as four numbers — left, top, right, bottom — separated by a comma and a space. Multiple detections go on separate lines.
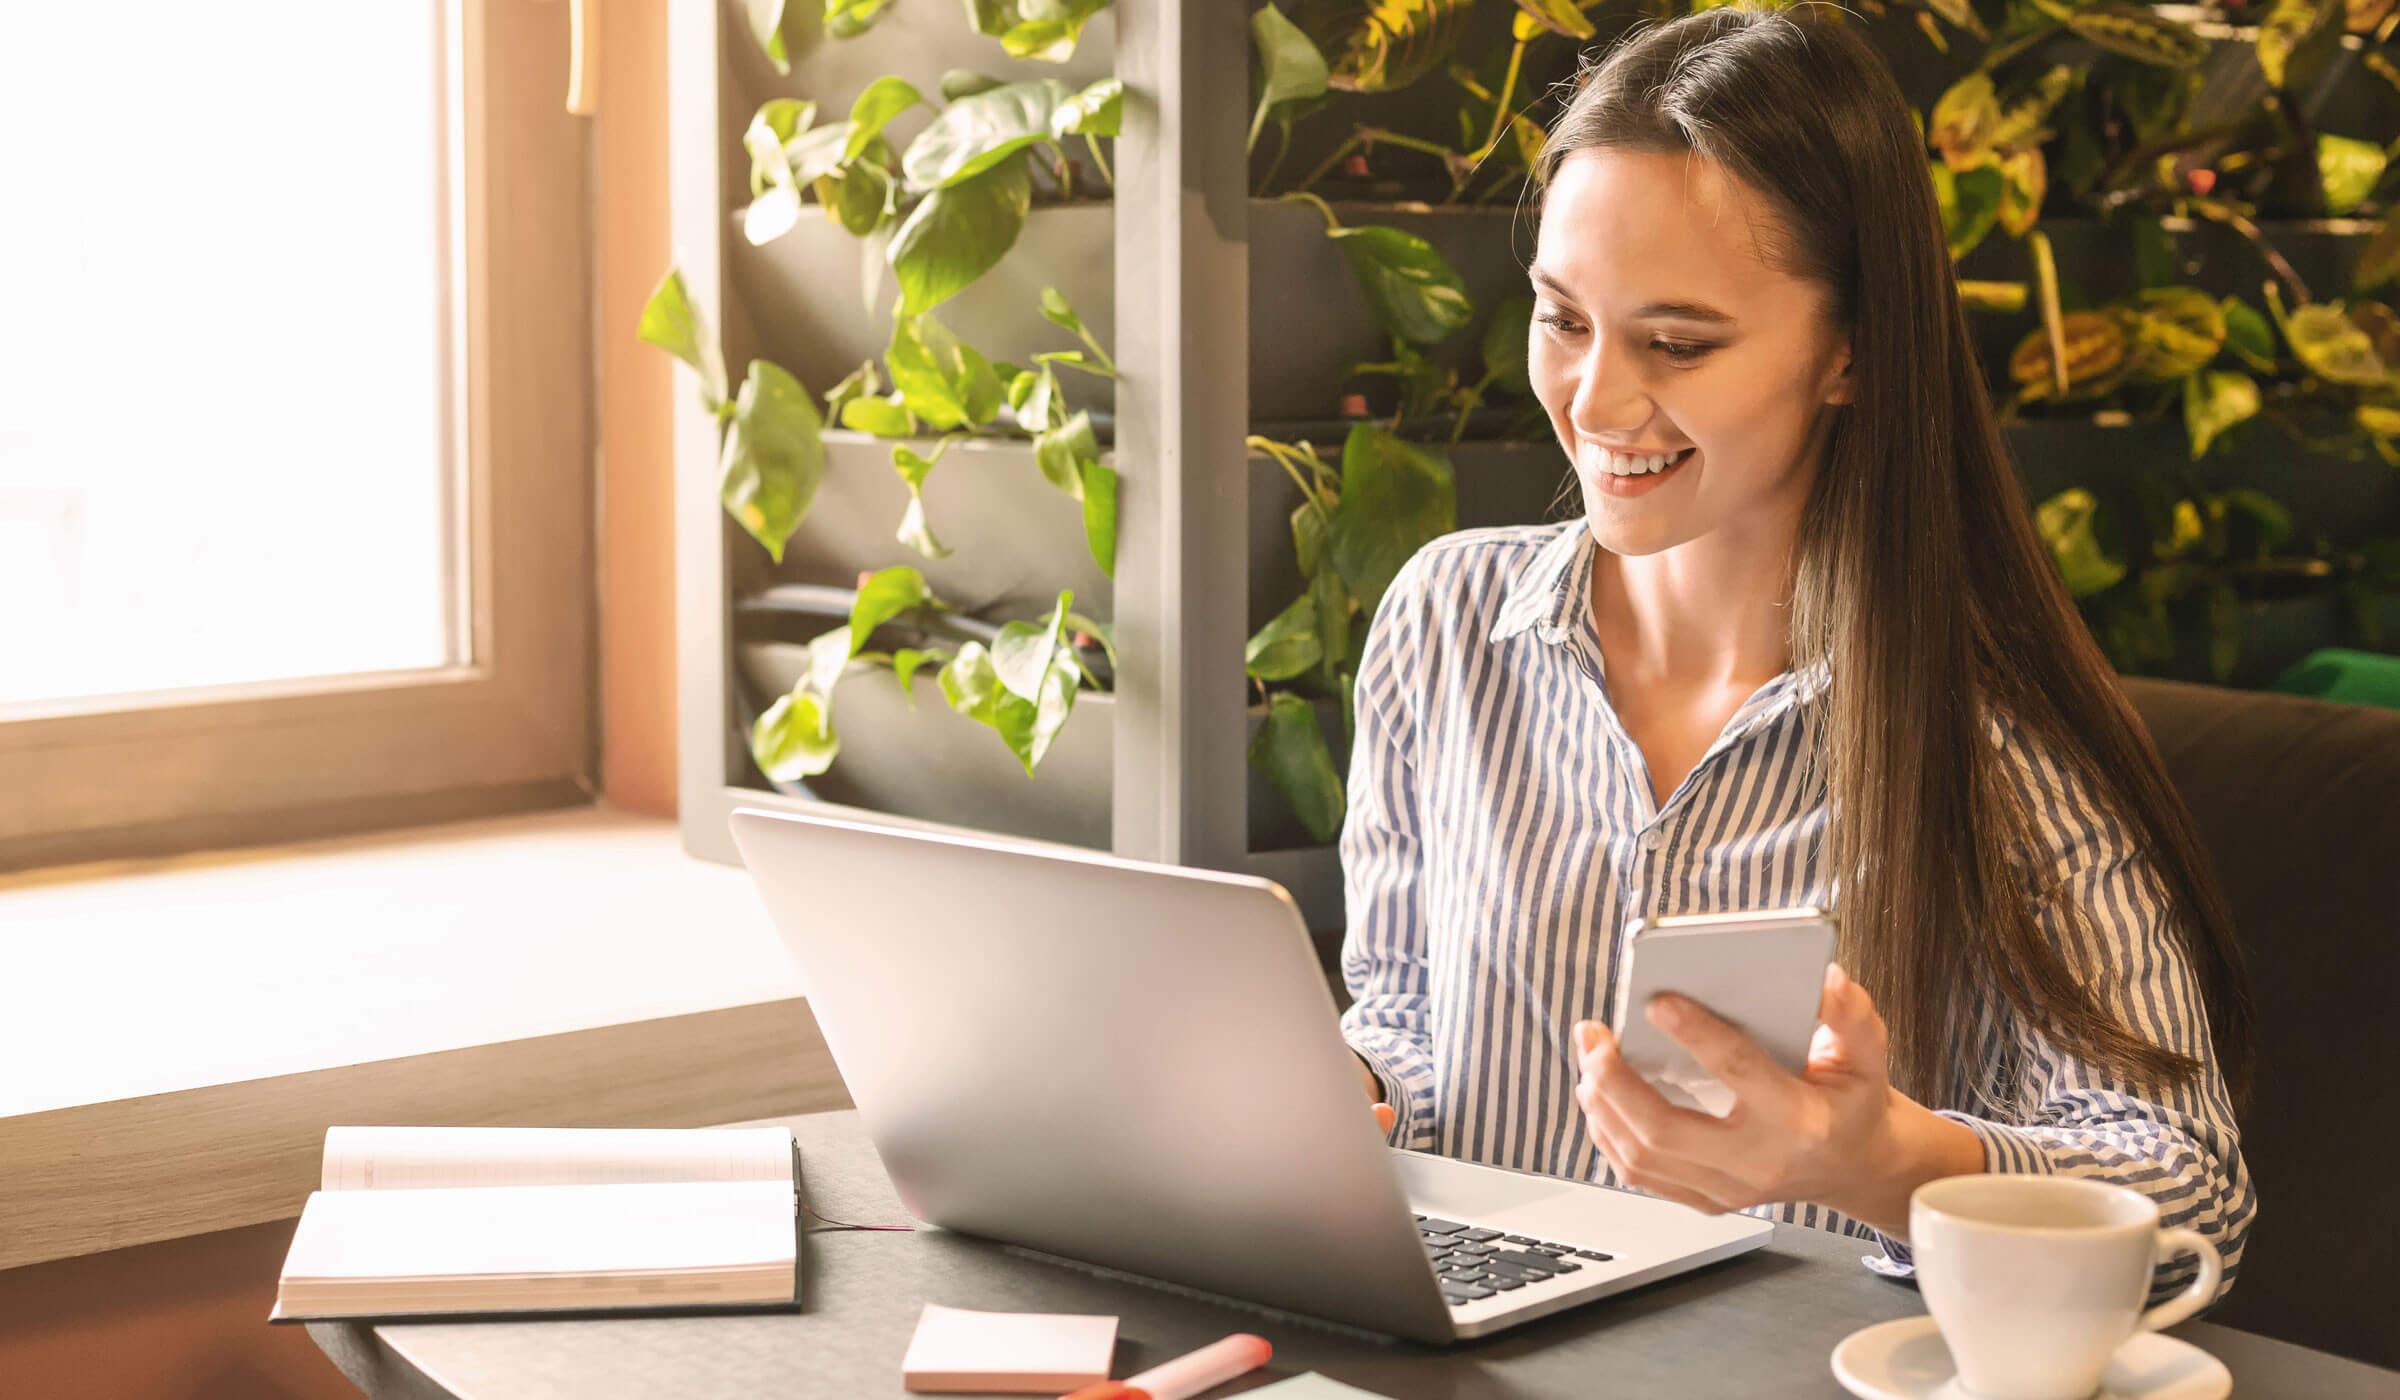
729, 805, 1770, 1344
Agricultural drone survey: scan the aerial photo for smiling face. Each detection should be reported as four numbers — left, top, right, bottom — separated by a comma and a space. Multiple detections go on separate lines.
1529, 148, 1855, 559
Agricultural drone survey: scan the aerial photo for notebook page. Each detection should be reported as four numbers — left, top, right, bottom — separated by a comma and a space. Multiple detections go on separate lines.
900, 1303, 1118, 1390
321, 1126, 793, 1191
281, 1180, 797, 1282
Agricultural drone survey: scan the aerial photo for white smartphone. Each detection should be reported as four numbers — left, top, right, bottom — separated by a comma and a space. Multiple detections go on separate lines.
1608, 906, 1838, 1117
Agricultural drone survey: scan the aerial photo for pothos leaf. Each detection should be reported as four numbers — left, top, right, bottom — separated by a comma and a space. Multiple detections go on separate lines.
1034, 411, 1099, 498
746, 0, 792, 74
991, 590, 1074, 702
824, 0, 898, 39
720, 360, 825, 564
1254, 3, 1333, 121
2065, 4, 2209, 66
1482, 296, 1534, 396
753, 687, 838, 779
940, 635, 1083, 774
2271, 291, 2392, 385
846, 77, 923, 163
1510, 0, 1595, 40
2183, 370, 2260, 459
1295, 0, 1474, 94
1929, 72, 2002, 170
2035, 488, 2128, 598
2318, 132, 2387, 216
1051, 77, 1123, 140
887, 152, 1033, 319
891, 434, 967, 559
1081, 460, 1117, 579
848, 567, 936, 653
1329, 225, 1473, 345
886, 313, 1006, 430
751, 626, 855, 781
2256, 0, 2329, 88
900, 79, 1070, 190
1327, 424, 1455, 617
891, 646, 944, 698
1246, 593, 1324, 682
964, 0, 1112, 63
2219, 297, 2278, 371
1248, 693, 1345, 843
636, 268, 730, 409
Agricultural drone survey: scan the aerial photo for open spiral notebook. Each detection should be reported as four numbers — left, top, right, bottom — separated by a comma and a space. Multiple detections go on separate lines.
268, 1125, 802, 1323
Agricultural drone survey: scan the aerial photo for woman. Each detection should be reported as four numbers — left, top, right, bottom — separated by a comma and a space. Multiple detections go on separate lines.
1339, 1, 2255, 1299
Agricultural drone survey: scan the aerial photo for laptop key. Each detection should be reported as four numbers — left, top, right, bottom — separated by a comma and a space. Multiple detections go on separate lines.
1486, 1249, 1564, 1273
1442, 1284, 1496, 1303
1454, 1227, 1505, 1243
1571, 1248, 1616, 1262
1418, 1218, 1469, 1235
1502, 1234, 1538, 1245
1450, 1241, 1496, 1256
1483, 1274, 1528, 1290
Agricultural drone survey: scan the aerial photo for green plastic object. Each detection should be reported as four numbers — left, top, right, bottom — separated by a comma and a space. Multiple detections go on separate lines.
2268, 648, 2400, 712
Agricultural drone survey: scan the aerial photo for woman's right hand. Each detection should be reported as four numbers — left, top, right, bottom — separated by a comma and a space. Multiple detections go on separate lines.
1355, 1053, 1398, 1136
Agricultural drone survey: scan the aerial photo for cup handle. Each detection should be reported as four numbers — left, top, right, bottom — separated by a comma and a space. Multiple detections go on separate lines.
2136, 1227, 2222, 1333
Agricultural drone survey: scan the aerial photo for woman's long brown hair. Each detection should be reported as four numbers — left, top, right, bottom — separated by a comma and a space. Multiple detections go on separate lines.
1535, 2, 2254, 1109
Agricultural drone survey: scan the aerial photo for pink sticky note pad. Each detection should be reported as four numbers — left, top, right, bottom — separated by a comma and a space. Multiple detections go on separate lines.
901, 1302, 1120, 1394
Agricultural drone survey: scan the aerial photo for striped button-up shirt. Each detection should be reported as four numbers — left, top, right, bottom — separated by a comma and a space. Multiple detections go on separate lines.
1337, 520, 2254, 1297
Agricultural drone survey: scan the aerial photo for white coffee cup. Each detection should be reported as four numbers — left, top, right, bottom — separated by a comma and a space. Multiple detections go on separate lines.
1909, 1175, 2222, 1400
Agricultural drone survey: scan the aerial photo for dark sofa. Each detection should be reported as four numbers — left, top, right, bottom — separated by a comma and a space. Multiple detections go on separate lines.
2121, 676, 2400, 1371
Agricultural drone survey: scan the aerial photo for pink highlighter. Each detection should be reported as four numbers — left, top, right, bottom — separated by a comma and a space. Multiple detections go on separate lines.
1058, 1333, 1273, 1400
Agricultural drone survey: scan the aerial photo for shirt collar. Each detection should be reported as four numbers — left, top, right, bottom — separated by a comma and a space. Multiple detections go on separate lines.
1485, 516, 1833, 710
1487, 519, 1591, 647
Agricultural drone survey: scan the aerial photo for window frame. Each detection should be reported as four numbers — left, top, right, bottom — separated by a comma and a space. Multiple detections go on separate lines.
0, 0, 594, 871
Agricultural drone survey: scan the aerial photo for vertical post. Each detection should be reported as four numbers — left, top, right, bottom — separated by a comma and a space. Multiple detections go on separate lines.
1111, 0, 1252, 869
669, 0, 739, 864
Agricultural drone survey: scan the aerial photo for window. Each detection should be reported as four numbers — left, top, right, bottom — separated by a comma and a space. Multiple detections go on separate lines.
0, 1, 593, 870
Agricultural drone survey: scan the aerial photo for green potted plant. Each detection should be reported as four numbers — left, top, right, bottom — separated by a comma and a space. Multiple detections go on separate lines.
642, 3, 1124, 816
1879, 0, 2400, 680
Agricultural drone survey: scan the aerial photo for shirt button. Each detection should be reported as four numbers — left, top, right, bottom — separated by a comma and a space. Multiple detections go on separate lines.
1639, 829, 1662, 851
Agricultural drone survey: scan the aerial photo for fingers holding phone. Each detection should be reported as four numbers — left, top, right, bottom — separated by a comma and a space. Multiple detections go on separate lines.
1568, 912, 1967, 1230
1607, 907, 1837, 1115
1572, 1018, 1755, 1214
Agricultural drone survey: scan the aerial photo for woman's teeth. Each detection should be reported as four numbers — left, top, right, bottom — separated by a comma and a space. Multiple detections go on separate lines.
1596, 446, 1694, 477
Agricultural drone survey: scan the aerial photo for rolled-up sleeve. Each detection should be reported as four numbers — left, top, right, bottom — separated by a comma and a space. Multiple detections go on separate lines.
1873, 725, 2256, 1305
1338, 554, 1441, 1151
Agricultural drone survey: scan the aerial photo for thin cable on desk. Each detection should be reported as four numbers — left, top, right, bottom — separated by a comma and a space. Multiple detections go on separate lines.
799, 1182, 914, 1233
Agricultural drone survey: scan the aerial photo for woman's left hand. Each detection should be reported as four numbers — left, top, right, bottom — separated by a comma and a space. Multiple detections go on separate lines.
1571, 963, 1982, 1236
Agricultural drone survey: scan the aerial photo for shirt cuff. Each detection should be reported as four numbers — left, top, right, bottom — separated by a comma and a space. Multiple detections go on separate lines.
1345, 1032, 1438, 1152
1863, 1111, 2061, 1278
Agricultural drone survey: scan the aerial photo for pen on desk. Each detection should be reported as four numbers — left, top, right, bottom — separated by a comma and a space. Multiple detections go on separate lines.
1057, 1332, 1272, 1400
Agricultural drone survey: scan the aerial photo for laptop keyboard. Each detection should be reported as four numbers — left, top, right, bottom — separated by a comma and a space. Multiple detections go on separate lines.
1415, 1214, 1616, 1308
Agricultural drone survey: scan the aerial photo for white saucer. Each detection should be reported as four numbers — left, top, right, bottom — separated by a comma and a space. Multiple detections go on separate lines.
1831, 1316, 2231, 1400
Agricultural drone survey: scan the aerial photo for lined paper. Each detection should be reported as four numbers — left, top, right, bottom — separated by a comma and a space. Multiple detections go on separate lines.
321, 1126, 793, 1191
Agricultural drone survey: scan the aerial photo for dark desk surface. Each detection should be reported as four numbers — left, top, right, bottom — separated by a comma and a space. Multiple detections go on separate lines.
310, 1110, 2397, 1400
